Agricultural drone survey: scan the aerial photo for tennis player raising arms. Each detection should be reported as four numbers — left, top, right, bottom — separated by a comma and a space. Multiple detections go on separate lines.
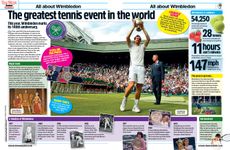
120, 19, 150, 113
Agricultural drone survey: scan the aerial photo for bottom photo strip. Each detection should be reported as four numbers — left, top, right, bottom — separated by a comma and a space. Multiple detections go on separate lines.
7, 111, 224, 149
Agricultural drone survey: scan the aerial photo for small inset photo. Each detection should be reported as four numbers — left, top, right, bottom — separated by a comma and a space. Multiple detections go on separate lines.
70, 131, 84, 148
22, 122, 36, 144
45, 65, 71, 83
173, 137, 196, 150
99, 113, 114, 132
211, 133, 222, 146
123, 132, 147, 150
45, 65, 62, 81
9, 89, 47, 115
192, 96, 221, 115
149, 109, 171, 128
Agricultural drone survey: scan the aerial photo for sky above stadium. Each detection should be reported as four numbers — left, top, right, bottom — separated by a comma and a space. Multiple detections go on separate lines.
75, 21, 188, 42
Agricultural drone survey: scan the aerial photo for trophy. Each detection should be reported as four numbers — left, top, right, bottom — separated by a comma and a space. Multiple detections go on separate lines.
135, 18, 143, 32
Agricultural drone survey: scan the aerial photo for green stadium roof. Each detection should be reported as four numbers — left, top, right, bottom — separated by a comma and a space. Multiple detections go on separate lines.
52, 37, 188, 53
51, 21, 188, 53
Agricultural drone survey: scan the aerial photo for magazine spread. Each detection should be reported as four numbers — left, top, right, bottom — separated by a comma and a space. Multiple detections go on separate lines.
0, 0, 230, 149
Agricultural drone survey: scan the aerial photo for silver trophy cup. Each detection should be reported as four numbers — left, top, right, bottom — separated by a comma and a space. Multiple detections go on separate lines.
135, 18, 143, 32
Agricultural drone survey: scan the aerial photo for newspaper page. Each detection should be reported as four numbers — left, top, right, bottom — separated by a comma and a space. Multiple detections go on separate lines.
0, 0, 230, 150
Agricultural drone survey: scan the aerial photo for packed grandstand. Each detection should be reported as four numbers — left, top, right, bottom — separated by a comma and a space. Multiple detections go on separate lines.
48, 62, 188, 95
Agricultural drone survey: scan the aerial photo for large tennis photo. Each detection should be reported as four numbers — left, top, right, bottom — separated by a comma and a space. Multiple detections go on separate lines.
48, 20, 189, 116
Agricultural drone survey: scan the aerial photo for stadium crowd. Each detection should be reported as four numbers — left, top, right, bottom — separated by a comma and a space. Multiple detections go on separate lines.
69, 63, 188, 95
162, 63, 188, 95
47, 63, 188, 95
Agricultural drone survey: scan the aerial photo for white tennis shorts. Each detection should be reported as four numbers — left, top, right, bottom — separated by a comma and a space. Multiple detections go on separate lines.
128, 65, 145, 84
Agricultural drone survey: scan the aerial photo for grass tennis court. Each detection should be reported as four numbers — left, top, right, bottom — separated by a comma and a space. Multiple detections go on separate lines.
51, 93, 188, 116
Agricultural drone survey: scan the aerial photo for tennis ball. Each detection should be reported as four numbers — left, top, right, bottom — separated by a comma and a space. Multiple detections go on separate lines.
216, 15, 224, 21
210, 15, 224, 26
213, 21, 225, 33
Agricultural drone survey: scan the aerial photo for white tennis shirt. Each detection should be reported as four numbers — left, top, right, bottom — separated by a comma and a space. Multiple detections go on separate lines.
129, 44, 145, 66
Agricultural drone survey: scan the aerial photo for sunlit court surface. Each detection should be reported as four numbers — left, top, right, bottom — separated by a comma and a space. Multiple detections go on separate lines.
51, 93, 188, 116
